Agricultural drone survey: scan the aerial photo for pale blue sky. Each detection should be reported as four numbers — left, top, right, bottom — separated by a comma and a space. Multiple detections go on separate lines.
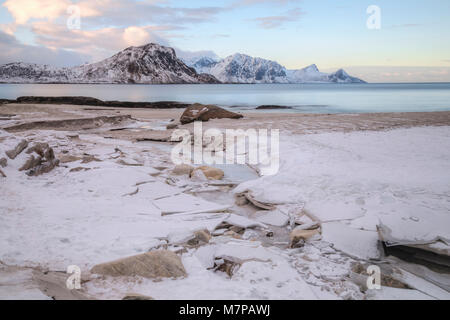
0, 0, 449, 82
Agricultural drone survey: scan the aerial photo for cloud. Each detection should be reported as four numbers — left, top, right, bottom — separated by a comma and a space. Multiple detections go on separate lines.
232, 0, 299, 7
0, 23, 17, 35
0, 30, 90, 66
2, 0, 226, 28
174, 48, 220, 61
0, 0, 228, 64
31, 22, 170, 62
250, 8, 303, 29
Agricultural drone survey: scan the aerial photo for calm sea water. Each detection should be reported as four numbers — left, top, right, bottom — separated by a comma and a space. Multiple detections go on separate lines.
1, 83, 449, 114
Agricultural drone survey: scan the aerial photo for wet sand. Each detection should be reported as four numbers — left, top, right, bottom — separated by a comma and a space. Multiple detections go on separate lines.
2, 103, 450, 134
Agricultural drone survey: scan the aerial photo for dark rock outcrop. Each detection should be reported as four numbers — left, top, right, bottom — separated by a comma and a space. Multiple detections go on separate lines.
256, 105, 292, 110
15, 96, 191, 109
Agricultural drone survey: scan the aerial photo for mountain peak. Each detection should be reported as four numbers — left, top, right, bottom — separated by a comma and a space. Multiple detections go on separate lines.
0, 43, 220, 84
304, 64, 319, 72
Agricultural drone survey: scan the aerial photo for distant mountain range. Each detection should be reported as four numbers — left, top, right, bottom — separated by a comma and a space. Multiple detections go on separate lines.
183, 53, 366, 84
0, 43, 365, 84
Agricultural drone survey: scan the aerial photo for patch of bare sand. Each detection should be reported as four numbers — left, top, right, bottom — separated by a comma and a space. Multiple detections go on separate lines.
2, 103, 450, 135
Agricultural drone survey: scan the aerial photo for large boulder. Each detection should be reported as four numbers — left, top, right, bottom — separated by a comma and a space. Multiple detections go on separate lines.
23, 142, 59, 176
91, 250, 186, 279
180, 104, 243, 124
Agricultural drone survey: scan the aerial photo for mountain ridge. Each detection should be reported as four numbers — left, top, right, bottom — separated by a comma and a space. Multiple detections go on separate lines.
0, 43, 366, 84
0, 43, 220, 84
185, 54, 366, 84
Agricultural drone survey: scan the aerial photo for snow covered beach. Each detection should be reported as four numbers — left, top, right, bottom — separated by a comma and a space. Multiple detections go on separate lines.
1, 102, 449, 300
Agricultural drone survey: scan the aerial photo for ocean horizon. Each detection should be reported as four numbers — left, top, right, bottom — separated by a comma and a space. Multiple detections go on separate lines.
1, 82, 450, 114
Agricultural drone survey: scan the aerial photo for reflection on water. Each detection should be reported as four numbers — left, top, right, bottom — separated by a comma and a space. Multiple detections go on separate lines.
1, 83, 450, 114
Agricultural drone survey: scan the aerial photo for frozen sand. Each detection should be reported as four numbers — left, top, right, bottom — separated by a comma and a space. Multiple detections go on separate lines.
1, 104, 450, 300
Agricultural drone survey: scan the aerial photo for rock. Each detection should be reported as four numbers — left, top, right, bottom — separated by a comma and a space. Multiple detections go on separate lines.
289, 228, 320, 248
237, 191, 276, 210
122, 293, 154, 300
90, 250, 187, 279
19, 155, 42, 171
187, 229, 212, 246
171, 164, 194, 176
214, 258, 241, 278
294, 221, 321, 230
5, 115, 132, 132
81, 155, 102, 164
180, 104, 243, 124
69, 167, 91, 173
256, 105, 293, 110
116, 159, 143, 166
0, 157, 7, 168
26, 142, 49, 157
19, 143, 59, 176
235, 194, 249, 206
26, 159, 59, 176
166, 122, 179, 130
59, 155, 82, 163
191, 166, 224, 180
224, 230, 242, 239
15, 96, 192, 109
5, 139, 28, 159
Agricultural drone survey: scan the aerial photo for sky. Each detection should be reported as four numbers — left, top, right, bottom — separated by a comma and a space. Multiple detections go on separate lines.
0, 0, 449, 82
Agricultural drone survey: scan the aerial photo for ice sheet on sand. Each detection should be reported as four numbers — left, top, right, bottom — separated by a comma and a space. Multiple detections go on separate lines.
0, 159, 224, 269
253, 210, 289, 227
378, 206, 450, 246
235, 126, 450, 246
135, 181, 181, 200
85, 245, 318, 300
195, 240, 275, 267
321, 222, 380, 260
305, 202, 365, 222
153, 194, 230, 215
366, 287, 435, 300
391, 268, 450, 300
0, 267, 51, 300
224, 214, 267, 229
386, 256, 450, 292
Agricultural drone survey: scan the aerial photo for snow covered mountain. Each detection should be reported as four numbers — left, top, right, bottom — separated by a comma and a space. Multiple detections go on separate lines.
183, 56, 220, 74
0, 62, 75, 83
0, 43, 220, 84
187, 55, 366, 84
0, 43, 366, 84
194, 53, 289, 84
326, 69, 365, 83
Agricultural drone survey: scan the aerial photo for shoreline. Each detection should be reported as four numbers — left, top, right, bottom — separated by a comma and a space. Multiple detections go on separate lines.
2, 102, 450, 134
